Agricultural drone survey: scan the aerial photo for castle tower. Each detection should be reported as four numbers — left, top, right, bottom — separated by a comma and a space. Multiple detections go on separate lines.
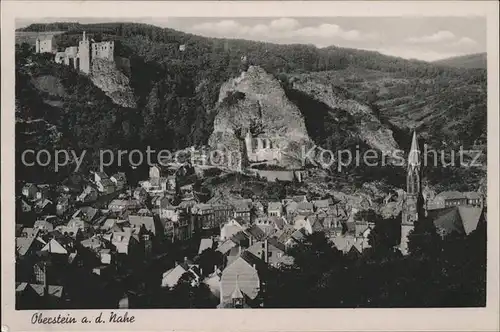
244, 130, 253, 161
400, 131, 421, 255
78, 31, 90, 74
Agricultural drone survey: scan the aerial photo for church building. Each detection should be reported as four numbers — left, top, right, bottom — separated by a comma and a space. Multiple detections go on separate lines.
400, 131, 423, 255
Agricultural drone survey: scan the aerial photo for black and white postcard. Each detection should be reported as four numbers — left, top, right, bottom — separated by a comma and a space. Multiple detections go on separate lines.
1, 1, 499, 331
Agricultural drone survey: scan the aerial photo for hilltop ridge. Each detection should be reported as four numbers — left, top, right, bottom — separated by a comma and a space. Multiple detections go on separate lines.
15, 22, 487, 191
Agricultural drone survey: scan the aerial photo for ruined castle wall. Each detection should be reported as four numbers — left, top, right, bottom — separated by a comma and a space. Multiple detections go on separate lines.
92, 41, 114, 61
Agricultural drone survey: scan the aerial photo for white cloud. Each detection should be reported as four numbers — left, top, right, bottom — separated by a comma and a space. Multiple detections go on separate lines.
269, 18, 300, 31
190, 18, 380, 45
373, 47, 463, 62
406, 30, 456, 44
294, 24, 365, 41
450, 36, 477, 47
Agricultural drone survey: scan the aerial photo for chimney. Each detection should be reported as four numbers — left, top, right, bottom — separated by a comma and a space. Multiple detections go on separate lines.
214, 265, 217, 274
264, 239, 269, 264
184, 256, 188, 264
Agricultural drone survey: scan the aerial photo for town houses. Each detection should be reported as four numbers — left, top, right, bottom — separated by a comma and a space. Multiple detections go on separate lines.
15, 135, 486, 309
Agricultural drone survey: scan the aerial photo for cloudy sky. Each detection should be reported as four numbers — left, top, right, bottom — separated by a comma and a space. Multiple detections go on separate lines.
17, 17, 486, 61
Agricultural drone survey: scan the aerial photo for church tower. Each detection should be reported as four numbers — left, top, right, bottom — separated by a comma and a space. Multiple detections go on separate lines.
400, 131, 422, 255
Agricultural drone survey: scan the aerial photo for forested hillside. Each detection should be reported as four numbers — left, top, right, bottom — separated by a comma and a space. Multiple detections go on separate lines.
433, 53, 487, 69
16, 22, 487, 190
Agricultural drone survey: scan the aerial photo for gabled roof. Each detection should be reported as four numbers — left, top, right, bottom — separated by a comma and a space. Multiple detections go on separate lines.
268, 216, 287, 230
268, 202, 283, 211
239, 250, 268, 274
178, 199, 197, 210
231, 231, 249, 245
94, 171, 109, 179
80, 236, 104, 250
221, 224, 245, 241
458, 206, 484, 234
297, 201, 314, 211
23, 183, 37, 190
20, 283, 64, 298
275, 225, 296, 243
291, 195, 307, 203
430, 206, 484, 236
35, 199, 53, 209
291, 228, 306, 242
220, 251, 266, 304
198, 238, 214, 254
233, 202, 251, 212
128, 215, 156, 235
354, 222, 371, 237
112, 231, 132, 244
162, 264, 190, 288
313, 199, 331, 209
33, 220, 54, 231
16, 231, 39, 256
284, 201, 298, 213
310, 217, 325, 233
41, 238, 69, 254
192, 203, 213, 214
463, 191, 482, 200
216, 239, 237, 254
99, 178, 115, 187
435, 191, 466, 200
266, 237, 286, 252
111, 172, 127, 182
245, 224, 267, 241
66, 218, 90, 229
331, 235, 361, 253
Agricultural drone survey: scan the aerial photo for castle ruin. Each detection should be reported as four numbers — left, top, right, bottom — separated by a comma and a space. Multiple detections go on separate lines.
53, 31, 114, 74
35, 37, 54, 53
244, 130, 282, 163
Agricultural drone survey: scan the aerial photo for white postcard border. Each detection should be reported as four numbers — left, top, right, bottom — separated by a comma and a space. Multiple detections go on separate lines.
2, 1, 499, 331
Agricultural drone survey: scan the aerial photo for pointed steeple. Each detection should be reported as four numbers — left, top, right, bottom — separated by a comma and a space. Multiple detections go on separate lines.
408, 130, 420, 168
231, 275, 244, 300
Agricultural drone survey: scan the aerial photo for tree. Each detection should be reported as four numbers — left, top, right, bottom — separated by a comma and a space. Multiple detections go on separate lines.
196, 248, 223, 277
407, 215, 441, 258
169, 272, 217, 308
367, 214, 401, 257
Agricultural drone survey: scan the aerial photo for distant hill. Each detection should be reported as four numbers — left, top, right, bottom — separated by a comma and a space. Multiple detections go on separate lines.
433, 53, 486, 69
15, 22, 487, 191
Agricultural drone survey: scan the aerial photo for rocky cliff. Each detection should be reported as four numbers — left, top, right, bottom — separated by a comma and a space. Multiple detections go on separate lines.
208, 66, 313, 168
90, 59, 137, 108
290, 75, 399, 155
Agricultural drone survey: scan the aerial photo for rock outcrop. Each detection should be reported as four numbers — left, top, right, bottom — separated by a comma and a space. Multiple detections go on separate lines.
90, 59, 137, 108
290, 77, 399, 155
209, 66, 313, 169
